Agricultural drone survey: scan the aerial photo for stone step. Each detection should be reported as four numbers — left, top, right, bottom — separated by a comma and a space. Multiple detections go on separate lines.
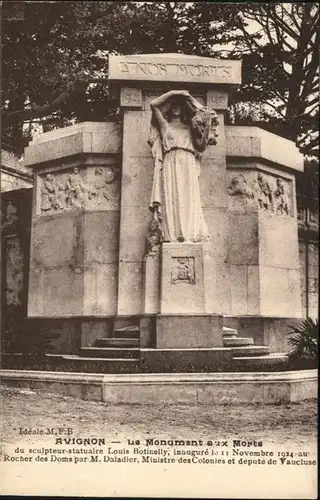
224, 337, 254, 347
232, 354, 289, 372
113, 326, 140, 339
81, 347, 140, 359
230, 345, 270, 357
222, 327, 238, 338
55, 355, 141, 374
113, 317, 140, 330
95, 338, 140, 348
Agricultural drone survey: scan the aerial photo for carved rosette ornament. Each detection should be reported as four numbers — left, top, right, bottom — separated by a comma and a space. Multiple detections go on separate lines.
171, 257, 195, 285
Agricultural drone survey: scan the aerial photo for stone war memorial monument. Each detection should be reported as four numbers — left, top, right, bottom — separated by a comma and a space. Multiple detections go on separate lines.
6, 53, 308, 379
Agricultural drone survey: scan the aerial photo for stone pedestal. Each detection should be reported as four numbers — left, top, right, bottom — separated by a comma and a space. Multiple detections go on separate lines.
226, 126, 303, 318
143, 252, 160, 314
156, 314, 223, 348
160, 243, 205, 314
19, 53, 306, 371
109, 53, 241, 317
25, 122, 121, 317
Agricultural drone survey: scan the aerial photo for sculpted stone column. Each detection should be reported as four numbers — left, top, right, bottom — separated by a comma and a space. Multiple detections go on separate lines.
25, 122, 121, 319
225, 126, 303, 319
109, 53, 241, 319
145, 90, 220, 317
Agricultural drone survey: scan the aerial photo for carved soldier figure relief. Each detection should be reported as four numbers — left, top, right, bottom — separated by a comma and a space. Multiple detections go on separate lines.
257, 172, 273, 211
94, 167, 116, 204
41, 173, 67, 212
148, 89, 219, 243
66, 167, 87, 209
227, 171, 292, 217
227, 173, 257, 210
41, 174, 58, 212
274, 177, 290, 215
39, 166, 118, 214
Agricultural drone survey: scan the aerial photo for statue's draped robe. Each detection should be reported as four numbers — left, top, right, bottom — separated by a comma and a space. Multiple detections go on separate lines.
149, 123, 209, 242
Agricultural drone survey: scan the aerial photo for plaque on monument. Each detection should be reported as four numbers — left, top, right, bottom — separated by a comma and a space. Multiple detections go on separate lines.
109, 53, 242, 86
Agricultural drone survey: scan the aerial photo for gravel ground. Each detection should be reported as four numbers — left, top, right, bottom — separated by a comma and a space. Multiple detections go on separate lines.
1, 386, 317, 498
1, 386, 317, 449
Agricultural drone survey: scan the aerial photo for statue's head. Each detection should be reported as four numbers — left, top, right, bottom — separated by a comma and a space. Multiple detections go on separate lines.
166, 97, 190, 123
46, 173, 53, 181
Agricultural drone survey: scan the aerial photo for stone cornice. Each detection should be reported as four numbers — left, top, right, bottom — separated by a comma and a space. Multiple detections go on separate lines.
24, 122, 121, 167
226, 126, 304, 173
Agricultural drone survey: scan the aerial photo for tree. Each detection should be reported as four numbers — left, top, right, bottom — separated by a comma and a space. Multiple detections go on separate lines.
1, 2, 253, 153
227, 3, 319, 156
1, 2, 319, 159
1, 1, 124, 152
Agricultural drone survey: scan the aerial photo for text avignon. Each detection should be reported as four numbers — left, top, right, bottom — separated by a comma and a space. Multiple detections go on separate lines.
55, 438, 105, 446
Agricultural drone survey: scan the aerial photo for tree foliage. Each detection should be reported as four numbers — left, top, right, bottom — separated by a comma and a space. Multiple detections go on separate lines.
287, 317, 318, 368
228, 3, 319, 156
1, 2, 319, 159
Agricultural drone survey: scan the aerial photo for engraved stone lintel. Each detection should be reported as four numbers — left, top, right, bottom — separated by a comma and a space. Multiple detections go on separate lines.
120, 87, 143, 108
109, 54, 242, 85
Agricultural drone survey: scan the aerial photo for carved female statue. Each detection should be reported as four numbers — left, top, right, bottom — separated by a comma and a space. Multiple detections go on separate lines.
148, 90, 219, 243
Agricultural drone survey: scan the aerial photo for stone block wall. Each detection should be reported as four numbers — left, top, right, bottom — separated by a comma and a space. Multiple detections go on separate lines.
1, 149, 33, 192
117, 89, 231, 315
25, 123, 121, 318
226, 127, 304, 319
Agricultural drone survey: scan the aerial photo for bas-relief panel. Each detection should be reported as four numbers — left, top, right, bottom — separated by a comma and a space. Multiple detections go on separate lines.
227, 171, 293, 217
37, 165, 120, 215
171, 257, 195, 285
2, 200, 19, 228
5, 237, 24, 307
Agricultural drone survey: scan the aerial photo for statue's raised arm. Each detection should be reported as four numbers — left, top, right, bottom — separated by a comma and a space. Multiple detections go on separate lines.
148, 90, 219, 244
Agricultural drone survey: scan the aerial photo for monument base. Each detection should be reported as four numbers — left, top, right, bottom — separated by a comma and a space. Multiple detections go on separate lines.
141, 347, 232, 373
143, 252, 160, 314
160, 242, 206, 314
223, 316, 302, 353
156, 314, 223, 348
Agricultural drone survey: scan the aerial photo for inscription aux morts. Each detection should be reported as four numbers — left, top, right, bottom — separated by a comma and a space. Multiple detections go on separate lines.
116, 60, 233, 82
